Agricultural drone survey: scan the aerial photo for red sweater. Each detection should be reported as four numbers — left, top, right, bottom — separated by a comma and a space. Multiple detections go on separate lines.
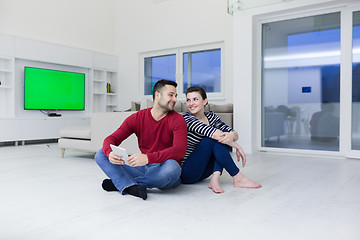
102, 108, 187, 164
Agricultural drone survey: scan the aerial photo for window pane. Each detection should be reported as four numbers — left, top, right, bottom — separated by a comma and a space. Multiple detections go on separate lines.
144, 55, 176, 95
352, 11, 360, 150
183, 49, 221, 93
262, 13, 340, 151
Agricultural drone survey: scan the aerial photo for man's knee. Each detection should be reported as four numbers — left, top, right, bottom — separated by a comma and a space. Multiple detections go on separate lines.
161, 159, 181, 178
95, 149, 107, 165
157, 159, 181, 189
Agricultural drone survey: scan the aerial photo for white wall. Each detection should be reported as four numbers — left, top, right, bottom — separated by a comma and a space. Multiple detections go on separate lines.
113, 0, 234, 110
0, 0, 116, 55
0, 0, 235, 112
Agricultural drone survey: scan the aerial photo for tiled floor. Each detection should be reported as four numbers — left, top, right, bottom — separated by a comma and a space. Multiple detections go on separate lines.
0, 143, 359, 240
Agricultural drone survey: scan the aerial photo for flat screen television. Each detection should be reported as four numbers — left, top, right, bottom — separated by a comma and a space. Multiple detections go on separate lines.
24, 66, 85, 110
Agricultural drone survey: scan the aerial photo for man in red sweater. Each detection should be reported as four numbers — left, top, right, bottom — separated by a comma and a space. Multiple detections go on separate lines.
95, 80, 187, 200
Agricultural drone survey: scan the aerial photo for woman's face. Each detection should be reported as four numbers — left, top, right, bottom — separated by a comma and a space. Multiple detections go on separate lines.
186, 91, 208, 115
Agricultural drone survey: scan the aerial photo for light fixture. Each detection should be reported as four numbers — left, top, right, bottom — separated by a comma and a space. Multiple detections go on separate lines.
227, 0, 294, 15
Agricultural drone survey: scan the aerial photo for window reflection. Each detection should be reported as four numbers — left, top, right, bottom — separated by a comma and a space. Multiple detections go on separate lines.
144, 55, 176, 95
262, 12, 340, 151
351, 12, 360, 150
183, 49, 221, 93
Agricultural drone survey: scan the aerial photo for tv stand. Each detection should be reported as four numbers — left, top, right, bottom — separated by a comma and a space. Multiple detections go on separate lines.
48, 113, 62, 117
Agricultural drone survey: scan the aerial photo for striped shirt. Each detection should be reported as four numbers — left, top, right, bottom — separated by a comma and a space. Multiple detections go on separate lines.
182, 111, 234, 164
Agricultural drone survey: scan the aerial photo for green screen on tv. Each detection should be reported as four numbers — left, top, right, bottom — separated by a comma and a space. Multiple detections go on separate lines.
24, 67, 85, 110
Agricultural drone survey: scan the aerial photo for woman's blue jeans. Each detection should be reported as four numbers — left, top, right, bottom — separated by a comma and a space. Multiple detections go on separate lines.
181, 137, 239, 184
95, 149, 181, 194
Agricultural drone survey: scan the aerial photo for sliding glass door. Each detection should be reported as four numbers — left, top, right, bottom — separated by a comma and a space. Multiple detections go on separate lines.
261, 12, 341, 151
351, 11, 360, 152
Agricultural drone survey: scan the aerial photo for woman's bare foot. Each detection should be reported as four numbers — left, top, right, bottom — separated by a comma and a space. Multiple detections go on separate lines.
233, 172, 262, 188
208, 171, 224, 193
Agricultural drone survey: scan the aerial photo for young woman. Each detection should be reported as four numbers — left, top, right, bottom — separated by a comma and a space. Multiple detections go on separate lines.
181, 86, 261, 193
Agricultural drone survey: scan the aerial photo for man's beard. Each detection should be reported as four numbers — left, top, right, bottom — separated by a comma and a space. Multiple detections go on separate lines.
159, 100, 175, 111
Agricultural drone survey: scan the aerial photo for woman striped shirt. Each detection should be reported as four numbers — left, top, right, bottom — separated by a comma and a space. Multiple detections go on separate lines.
182, 111, 234, 164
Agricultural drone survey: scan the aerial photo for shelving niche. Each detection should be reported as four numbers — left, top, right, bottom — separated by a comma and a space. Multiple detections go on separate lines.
92, 69, 118, 112
0, 56, 15, 118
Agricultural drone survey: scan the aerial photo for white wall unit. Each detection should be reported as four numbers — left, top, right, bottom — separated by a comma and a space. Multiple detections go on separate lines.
15, 37, 59, 64
92, 69, 106, 112
0, 56, 15, 118
92, 69, 118, 112
21, 118, 90, 141
93, 52, 118, 71
0, 34, 118, 143
0, 34, 15, 56
106, 71, 118, 112
0, 117, 89, 142
0, 119, 22, 142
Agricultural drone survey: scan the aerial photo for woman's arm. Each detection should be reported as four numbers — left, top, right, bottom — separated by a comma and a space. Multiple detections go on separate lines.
218, 131, 238, 145
211, 129, 224, 140
184, 113, 217, 138
227, 141, 246, 168
235, 143, 246, 168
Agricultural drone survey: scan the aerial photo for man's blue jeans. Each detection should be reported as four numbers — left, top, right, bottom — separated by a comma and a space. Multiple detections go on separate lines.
95, 149, 181, 194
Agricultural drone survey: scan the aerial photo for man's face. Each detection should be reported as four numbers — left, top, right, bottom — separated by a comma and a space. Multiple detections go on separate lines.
156, 85, 178, 111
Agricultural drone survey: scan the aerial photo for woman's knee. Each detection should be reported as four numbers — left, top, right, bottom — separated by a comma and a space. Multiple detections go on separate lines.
213, 140, 231, 151
199, 137, 217, 145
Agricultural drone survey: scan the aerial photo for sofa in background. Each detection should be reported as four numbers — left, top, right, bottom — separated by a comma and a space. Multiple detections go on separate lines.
58, 100, 233, 157
139, 99, 233, 128
58, 112, 138, 157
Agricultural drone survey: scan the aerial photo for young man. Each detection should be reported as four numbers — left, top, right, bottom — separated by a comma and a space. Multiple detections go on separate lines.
95, 80, 187, 200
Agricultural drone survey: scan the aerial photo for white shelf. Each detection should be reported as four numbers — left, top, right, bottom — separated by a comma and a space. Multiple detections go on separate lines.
93, 79, 105, 83
92, 68, 118, 113
0, 56, 14, 118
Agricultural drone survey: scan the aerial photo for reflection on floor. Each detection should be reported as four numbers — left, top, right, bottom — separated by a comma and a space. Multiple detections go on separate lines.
264, 135, 339, 151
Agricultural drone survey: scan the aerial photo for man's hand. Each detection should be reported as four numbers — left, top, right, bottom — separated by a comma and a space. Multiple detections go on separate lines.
128, 153, 149, 167
109, 151, 125, 165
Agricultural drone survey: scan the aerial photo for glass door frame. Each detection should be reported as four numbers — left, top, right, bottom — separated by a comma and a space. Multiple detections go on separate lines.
344, 5, 360, 159
254, 3, 360, 157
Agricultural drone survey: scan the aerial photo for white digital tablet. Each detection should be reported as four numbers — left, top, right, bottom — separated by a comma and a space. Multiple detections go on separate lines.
110, 144, 128, 164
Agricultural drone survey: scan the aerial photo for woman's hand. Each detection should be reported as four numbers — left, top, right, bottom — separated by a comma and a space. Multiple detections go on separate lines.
235, 145, 246, 168
211, 129, 224, 141
108, 151, 125, 165
218, 132, 236, 145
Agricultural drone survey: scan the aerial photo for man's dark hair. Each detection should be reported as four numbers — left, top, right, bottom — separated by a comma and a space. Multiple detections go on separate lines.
152, 80, 177, 100
185, 86, 207, 100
